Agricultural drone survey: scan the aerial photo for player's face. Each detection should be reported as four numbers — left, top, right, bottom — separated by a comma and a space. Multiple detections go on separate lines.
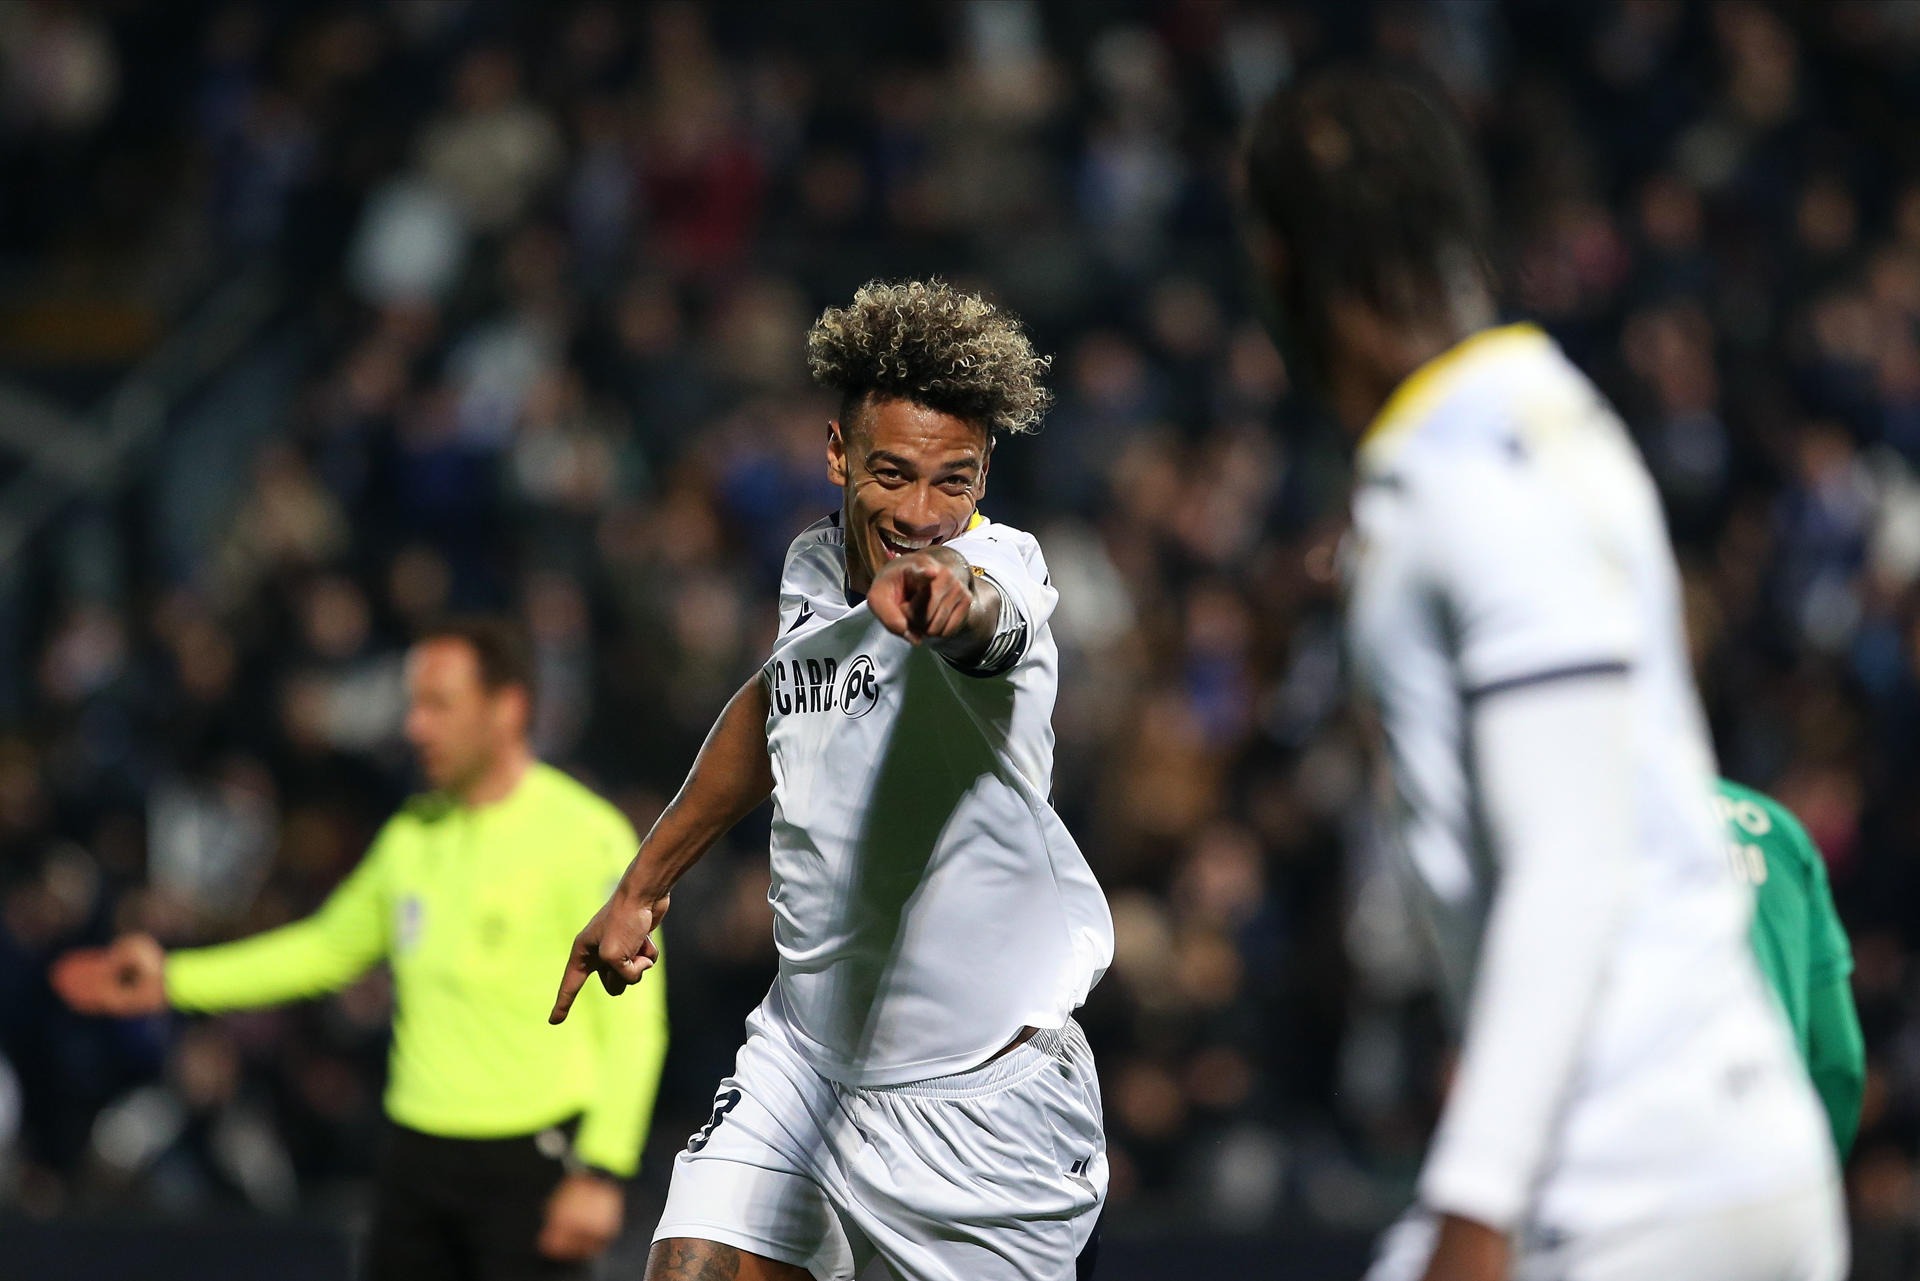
828, 397, 990, 595
403, 639, 520, 795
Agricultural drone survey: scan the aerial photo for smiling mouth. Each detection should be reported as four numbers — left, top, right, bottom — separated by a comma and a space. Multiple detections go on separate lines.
877, 530, 937, 561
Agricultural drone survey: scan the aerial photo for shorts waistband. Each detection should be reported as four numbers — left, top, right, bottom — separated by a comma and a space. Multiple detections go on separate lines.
863, 1021, 1083, 1100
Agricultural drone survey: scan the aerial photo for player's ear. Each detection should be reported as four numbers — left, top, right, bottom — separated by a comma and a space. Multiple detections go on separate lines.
827, 421, 848, 489
975, 435, 993, 502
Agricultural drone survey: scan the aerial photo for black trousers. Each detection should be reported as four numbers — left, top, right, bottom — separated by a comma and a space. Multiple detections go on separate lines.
364, 1120, 590, 1281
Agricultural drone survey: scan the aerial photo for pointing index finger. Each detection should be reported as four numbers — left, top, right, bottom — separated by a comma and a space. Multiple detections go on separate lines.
550, 951, 591, 1024
905, 565, 939, 639
870, 573, 910, 637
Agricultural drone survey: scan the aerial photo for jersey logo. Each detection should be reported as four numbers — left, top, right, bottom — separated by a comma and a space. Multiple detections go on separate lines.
1715, 794, 1774, 836
1725, 838, 1768, 886
840, 655, 880, 718
785, 602, 815, 634
768, 652, 883, 718
770, 655, 839, 714
396, 894, 424, 953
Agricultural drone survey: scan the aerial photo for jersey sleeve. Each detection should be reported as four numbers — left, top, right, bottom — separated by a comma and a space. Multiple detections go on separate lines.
165, 820, 396, 1012
567, 810, 670, 1178
1422, 450, 1637, 698
1409, 451, 1642, 1230
947, 522, 1058, 676
1784, 811, 1856, 990
1805, 966, 1865, 1159
773, 518, 844, 644
1785, 807, 1865, 1157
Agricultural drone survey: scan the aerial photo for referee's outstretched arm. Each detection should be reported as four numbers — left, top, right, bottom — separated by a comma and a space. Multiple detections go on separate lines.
53, 833, 391, 1017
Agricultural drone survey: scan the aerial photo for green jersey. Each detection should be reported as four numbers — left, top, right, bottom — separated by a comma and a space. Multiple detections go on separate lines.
1715, 779, 1864, 1158
165, 763, 666, 1177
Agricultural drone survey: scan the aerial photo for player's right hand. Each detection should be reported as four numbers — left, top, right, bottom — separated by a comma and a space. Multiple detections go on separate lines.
550, 891, 668, 1024
868, 548, 975, 645
51, 933, 168, 1017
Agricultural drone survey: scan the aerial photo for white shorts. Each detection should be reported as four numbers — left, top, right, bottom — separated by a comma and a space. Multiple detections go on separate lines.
654, 1015, 1107, 1281
1366, 1182, 1847, 1281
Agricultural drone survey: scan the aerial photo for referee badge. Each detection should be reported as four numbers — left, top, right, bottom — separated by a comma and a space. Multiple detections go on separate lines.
396, 894, 425, 953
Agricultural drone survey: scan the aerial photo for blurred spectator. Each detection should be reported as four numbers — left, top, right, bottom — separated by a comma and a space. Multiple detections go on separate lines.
418, 47, 562, 234
0, 2, 118, 136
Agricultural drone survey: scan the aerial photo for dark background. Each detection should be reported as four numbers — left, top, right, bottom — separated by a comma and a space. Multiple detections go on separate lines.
0, 0, 1918, 1275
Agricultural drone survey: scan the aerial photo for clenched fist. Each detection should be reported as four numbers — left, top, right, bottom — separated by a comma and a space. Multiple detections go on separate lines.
538, 1170, 624, 1261
867, 547, 983, 647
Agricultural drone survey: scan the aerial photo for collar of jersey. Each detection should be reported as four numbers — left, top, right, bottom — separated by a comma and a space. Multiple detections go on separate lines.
1358, 323, 1549, 466
838, 510, 989, 608
420, 759, 551, 820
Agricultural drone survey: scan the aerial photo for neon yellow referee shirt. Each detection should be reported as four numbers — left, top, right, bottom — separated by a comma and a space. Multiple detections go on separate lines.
164, 763, 665, 1177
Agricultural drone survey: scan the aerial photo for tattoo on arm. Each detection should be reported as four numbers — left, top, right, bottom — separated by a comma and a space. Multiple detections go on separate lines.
647, 1238, 743, 1281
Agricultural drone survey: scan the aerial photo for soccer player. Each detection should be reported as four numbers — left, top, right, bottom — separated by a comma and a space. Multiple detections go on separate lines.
1717, 780, 1865, 1158
52, 618, 664, 1281
549, 279, 1113, 1281
1244, 71, 1843, 1281
1371, 776, 1866, 1281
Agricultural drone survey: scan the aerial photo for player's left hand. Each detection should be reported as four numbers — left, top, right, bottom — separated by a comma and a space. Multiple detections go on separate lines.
869, 548, 974, 645
537, 1170, 624, 1261
1417, 1214, 1509, 1281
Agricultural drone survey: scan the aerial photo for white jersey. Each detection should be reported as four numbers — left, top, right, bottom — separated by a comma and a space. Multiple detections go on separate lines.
1346, 325, 1835, 1235
754, 513, 1113, 1087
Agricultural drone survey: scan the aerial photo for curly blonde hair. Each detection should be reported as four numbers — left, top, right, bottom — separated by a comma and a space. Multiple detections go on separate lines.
806, 279, 1052, 436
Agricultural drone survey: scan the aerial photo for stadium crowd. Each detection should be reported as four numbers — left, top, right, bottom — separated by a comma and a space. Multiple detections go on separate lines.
4, 0, 1920, 1267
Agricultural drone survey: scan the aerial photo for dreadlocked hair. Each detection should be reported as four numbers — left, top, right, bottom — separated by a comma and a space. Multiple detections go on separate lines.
1245, 68, 1494, 386
806, 279, 1053, 436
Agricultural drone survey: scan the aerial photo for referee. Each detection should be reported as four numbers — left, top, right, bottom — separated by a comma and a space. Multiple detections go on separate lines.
53, 617, 666, 1281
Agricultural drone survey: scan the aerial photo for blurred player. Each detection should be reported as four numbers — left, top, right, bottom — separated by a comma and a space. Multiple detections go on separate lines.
550, 279, 1113, 1281
1243, 71, 1843, 1281
53, 617, 664, 1281
1370, 775, 1865, 1280
1717, 780, 1864, 1157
